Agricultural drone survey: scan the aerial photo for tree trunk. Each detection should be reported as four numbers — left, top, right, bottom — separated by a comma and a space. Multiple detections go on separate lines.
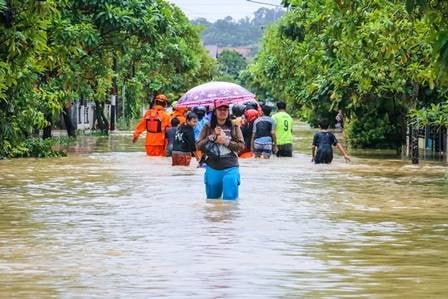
42, 113, 52, 139
94, 101, 109, 135
62, 106, 76, 137
110, 95, 116, 131
410, 83, 420, 164
411, 124, 419, 164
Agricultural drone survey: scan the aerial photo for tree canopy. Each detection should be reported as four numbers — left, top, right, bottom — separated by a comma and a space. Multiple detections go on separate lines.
0, 0, 216, 158
246, 0, 448, 148
192, 8, 285, 48
217, 50, 248, 83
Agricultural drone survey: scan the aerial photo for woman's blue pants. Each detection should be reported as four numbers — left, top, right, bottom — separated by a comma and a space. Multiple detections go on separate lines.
204, 166, 240, 200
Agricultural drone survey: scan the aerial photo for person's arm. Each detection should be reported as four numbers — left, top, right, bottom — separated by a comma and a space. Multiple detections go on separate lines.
332, 133, 350, 162
336, 143, 350, 162
196, 125, 212, 150
132, 115, 146, 143
271, 119, 277, 153
311, 133, 318, 162
251, 119, 258, 152
226, 126, 245, 153
164, 114, 171, 131
272, 131, 278, 154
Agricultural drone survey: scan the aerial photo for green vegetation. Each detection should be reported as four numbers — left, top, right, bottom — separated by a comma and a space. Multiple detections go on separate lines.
0, 0, 216, 158
192, 8, 285, 50
216, 50, 248, 83
246, 0, 448, 148
7, 138, 66, 158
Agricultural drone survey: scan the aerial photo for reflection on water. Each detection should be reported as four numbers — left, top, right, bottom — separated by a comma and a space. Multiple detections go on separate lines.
0, 125, 447, 297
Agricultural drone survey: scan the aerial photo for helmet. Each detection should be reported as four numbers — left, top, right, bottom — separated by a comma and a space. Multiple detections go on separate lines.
193, 106, 207, 120
155, 94, 168, 102
243, 101, 258, 112
231, 104, 245, 117
193, 106, 207, 114
244, 109, 259, 123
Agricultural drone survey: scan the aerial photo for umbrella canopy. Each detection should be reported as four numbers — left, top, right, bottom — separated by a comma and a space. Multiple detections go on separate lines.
176, 81, 256, 108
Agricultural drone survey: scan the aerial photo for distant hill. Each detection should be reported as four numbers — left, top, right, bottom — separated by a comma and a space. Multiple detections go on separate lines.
192, 8, 285, 48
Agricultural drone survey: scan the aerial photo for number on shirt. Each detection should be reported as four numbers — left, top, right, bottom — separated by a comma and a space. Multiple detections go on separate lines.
284, 120, 289, 132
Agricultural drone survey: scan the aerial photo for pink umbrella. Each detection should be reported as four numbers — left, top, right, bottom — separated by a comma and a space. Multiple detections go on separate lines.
176, 81, 256, 108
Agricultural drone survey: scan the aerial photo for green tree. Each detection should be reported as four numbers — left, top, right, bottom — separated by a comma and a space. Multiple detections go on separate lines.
0, 0, 216, 158
246, 0, 448, 150
192, 7, 285, 51
217, 50, 247, 82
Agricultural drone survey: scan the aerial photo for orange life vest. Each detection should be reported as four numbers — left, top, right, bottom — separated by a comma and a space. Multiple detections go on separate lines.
146, 109, 163, 133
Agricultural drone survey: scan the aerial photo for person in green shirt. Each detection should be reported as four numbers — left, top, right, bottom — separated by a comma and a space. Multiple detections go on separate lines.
272, 101, 293, 157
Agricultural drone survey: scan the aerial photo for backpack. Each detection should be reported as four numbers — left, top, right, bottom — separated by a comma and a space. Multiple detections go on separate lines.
145, 110, 162, 133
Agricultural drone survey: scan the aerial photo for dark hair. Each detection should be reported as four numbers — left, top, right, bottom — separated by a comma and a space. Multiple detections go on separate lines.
244, 101, 258, 111
276, 101, 287, 110
318, 119, 330, 129
210, 108, 232, 129
171, 117, 180, 127
232, 104, 245, 117
193, 106, 206, 120
186, 112, 198, 122
262, 105, 272, 116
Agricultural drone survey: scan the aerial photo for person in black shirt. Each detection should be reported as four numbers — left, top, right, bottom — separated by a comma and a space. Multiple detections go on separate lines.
165, 117, 180, 157
172, 112, 198, 166
312, 119, 350, 164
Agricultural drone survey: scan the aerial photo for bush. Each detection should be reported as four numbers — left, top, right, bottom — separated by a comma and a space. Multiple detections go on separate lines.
7, 138, 66, 158
345, 114, 401, 148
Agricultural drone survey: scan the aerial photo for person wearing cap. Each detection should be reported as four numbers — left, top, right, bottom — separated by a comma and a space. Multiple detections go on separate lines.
197, 102, 245, 200
132, 94, 171, 156
170, 101, 187, 125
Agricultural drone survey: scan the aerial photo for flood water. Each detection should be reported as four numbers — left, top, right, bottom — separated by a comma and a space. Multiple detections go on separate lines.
1, 124, 447, 298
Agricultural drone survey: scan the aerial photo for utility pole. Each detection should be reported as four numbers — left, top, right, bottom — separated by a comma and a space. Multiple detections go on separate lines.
110, 54, 118, 131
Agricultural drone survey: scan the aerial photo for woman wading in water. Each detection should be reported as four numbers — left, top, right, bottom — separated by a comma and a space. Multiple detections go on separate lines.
197, 102, 244, 200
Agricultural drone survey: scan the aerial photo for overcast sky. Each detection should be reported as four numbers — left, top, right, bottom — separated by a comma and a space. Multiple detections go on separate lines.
169, 0, 282, 21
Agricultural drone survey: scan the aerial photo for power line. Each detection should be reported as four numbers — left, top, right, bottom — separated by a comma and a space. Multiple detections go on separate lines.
246, 0, 283, 7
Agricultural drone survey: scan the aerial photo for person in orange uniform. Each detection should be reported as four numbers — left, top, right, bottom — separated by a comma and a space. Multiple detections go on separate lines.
132, 94, 171, 156
170, 102, 187, 125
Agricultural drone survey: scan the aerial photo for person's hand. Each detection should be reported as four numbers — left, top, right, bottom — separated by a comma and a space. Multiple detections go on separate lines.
215, 135, 227, 145
132, 136, 138, 143
344, 155, 351, 163
214, 127, 222, 136
273, 145, 278, 154
311, 157, 315, 163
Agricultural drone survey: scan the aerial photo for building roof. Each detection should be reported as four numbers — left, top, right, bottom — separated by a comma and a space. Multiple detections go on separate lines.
204, 45, 218, 58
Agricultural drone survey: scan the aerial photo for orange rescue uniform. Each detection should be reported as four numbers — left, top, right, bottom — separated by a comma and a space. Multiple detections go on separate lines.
133, 105, 171, 156
170, 107, 187, 125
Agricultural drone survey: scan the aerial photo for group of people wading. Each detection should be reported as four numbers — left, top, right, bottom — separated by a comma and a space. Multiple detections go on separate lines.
133, 94, 350, 200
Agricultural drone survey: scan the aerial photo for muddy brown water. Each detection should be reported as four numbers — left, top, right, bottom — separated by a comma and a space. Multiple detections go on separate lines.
1, 124, 447, 298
